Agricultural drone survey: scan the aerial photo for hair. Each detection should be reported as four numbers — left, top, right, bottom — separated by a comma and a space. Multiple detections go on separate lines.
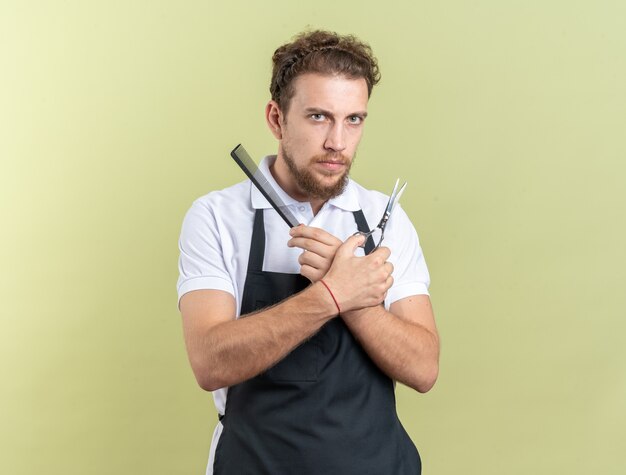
270, 30, 381, 113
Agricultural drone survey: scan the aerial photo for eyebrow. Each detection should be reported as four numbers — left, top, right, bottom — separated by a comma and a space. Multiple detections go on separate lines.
304, 107, 368, 119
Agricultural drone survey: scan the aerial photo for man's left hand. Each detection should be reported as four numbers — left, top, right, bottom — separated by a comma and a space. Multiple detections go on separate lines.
288, 225, 342, 282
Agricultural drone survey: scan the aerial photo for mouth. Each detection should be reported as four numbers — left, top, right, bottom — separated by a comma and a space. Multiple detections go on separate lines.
313, 155, 349, 174
316, 161, 346, 172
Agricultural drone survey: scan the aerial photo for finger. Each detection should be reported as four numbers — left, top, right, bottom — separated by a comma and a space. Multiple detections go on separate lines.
338, 234, 366, 257
289, 225, 342, 246
289, 237, 338, 257
385, 275, 394, 293
298, 250, 328, 270
300, 264, 322, 283
371, 246, 391, 261
384, 261, 394, 275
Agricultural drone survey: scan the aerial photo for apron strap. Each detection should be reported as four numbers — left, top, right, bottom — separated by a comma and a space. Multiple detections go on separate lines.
246, 209, 266, 273
247, 208, 375, 273
352, 210, 376, 255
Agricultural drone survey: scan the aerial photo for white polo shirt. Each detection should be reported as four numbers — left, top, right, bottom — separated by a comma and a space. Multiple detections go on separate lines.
177, 155, 430, 409
177, 155, 430, 474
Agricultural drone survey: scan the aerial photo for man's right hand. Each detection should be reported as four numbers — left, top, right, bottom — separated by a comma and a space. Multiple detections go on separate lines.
322, 234, 394, 313
288, 225, 343, 283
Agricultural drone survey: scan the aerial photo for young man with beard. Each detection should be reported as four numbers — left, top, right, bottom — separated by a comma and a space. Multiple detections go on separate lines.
177, 30, 439, 475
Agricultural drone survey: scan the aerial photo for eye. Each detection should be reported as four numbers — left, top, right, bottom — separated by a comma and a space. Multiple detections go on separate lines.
310, 113, 325, 121
348, 115, 363, 125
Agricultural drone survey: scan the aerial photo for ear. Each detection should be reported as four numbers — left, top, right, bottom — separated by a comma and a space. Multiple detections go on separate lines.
265, 100, 283, 140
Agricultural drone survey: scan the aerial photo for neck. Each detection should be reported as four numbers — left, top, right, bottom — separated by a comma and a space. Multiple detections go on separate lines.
270, 155, 326, 215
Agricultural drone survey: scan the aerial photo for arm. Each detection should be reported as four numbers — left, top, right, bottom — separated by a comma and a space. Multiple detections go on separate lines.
180, 283, 337, 391
340, 296, 439, 393
180, 234, 392, 391
289, 225, 439, 393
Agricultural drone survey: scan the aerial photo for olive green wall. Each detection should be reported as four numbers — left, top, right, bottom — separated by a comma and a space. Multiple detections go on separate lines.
2, 1, 625, 473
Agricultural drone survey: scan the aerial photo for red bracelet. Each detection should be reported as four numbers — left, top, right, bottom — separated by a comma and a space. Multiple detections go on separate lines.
319, 279, 341, 314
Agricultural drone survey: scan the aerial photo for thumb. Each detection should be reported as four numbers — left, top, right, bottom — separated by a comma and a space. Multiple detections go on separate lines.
338, 233, 366, 257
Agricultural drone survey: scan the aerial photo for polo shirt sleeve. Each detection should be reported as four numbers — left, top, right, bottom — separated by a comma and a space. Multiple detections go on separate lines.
384, 204, 430, 307
177, 198, 235, 305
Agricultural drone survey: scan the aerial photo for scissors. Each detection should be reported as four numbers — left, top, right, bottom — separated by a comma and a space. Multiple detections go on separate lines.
355, 178, 407, 253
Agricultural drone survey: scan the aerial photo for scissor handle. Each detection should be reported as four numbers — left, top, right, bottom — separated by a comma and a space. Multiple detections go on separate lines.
353, 229, 384, 253
353, 229, 375, 239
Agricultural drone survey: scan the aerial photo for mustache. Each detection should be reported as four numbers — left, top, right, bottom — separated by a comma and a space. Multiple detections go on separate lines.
311, 153, 350, 165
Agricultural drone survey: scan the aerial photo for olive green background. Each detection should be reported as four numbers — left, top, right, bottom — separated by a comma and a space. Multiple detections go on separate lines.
2, 1, 625, 473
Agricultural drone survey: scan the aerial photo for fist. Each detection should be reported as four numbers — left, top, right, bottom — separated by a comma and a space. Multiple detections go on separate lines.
322, 234, 394, 312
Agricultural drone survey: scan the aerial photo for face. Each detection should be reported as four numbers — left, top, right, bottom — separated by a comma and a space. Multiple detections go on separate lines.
269, 73, 369, 203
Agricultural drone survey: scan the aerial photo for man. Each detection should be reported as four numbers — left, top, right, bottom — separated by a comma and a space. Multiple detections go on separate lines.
177, 30, 439, 475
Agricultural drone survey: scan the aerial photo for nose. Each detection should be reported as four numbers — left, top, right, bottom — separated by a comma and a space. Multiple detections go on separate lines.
324, 122, 346, 153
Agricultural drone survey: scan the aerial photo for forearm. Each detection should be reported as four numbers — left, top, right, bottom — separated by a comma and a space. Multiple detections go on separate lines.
341, 303, 439, 393
184, 233, 394, 391
193, 283, 337, 391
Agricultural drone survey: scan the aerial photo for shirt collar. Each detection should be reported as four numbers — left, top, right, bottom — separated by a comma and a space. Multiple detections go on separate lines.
250, 155, 361, 212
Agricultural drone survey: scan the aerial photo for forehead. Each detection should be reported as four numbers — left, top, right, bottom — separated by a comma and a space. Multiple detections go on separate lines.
288, 73, 369, 113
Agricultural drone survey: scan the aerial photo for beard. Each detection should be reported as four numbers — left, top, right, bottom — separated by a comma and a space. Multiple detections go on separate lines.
282, 150, 354, 201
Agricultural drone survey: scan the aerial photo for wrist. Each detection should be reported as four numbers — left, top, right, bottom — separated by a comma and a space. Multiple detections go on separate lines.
315, 280, 340, 317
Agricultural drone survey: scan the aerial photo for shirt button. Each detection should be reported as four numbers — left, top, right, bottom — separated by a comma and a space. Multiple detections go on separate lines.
299, 206, 305, 212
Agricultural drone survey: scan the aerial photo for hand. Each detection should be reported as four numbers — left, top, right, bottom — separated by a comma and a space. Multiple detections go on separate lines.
288, 225, 342, 282
322, 234, 394, 313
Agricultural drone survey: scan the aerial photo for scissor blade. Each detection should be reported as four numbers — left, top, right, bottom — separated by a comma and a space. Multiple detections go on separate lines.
386, 178, 400, 213
230, 144, 300, 228
391, 182, 407, 212
386, 179, 408, 215
379, 178, 399, 219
